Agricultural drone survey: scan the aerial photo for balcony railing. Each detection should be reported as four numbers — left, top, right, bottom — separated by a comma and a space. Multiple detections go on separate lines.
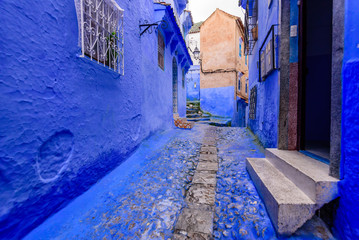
243, 0, 258, 55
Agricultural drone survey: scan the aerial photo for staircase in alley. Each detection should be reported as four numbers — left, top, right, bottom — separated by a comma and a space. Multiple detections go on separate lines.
246, 149, 339, 236
186, 101, 231, 127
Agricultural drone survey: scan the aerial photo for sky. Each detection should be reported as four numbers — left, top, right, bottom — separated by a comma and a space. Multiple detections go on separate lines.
188, 0, 245, 23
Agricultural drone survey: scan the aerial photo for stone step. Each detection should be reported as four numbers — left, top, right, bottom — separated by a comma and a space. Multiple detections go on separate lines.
246, 158, 316, 236
186, 109, 200, 114
265, 148, 339, 205
187, 117, 211, 122
186, 114, 202, 118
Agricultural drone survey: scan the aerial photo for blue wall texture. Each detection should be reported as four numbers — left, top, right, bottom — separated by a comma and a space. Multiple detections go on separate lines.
247, 0, 279, 148
186, 65, 200, 102
200, 86, 235, 118
0, 0, 189, 238
335, 1, 359, 238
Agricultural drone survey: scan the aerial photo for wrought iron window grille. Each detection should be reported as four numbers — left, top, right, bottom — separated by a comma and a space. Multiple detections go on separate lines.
76, 0, 124, 75
258, 24, 279, 82
249, 85, 257, 120
139, 20, 168, 36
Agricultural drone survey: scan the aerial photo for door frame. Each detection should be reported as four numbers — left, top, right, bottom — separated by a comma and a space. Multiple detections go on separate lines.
278, 0, 343, 179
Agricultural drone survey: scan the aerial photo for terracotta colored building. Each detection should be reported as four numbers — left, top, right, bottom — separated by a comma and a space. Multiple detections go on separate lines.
200, 9, 248, 126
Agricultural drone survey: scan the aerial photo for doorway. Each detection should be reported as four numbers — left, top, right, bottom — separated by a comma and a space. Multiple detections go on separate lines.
299, 0, 333, 160
173, 57, 178, 114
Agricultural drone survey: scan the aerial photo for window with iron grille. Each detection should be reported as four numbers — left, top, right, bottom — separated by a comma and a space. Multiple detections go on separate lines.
249, 85, 257, 119
158, 31, 165, 70
75, 0, 124, 74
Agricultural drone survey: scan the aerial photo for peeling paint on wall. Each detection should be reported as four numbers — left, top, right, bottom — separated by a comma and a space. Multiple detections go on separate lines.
36, 130, 74, 183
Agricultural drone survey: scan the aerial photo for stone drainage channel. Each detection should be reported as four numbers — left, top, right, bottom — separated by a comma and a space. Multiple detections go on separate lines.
174, 126, 218, 239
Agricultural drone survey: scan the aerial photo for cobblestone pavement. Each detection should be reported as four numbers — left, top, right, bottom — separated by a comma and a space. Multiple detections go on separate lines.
214, 127, 335, 240
25, 125, 334, 240
214, 128, 276, 239
25, 125, 207, 240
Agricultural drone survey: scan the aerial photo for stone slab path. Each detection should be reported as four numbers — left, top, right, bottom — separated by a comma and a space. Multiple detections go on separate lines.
174, 127, 218, 240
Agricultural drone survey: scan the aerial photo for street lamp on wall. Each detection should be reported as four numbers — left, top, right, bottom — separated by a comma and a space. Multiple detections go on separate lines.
192, 47, 200, 60
188, 46, 200, 60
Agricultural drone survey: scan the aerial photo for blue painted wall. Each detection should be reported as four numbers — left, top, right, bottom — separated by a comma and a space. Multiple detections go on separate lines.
247, 0, 279, 148
335, 1, 359, 239
0, 0, 189, 238
201, 86, 235, 118
186, 65, 200, 102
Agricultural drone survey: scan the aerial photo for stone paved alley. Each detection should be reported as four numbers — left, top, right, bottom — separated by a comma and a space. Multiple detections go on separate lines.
25, 125, 334, 240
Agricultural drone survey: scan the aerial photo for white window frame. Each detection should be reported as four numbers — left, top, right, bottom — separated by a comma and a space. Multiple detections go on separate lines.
75, 0, 124, 75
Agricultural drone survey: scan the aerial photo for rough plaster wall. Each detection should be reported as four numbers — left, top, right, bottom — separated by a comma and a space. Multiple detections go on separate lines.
200, 86, 235, 118
335, 1, 359, 238
0, 0, 186, 238
200, 71, 235, 89
200, 10, 236, 72
247, 0, 279, 148
200, 71, 236, 118
199, 10, 246, 122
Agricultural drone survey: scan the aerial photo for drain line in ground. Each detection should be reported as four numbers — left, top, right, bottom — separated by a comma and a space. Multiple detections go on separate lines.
173, 127, 218, 240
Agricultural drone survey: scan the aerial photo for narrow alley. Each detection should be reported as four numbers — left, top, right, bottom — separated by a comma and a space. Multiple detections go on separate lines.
25, 125, 332, 240
1, 0, 359, 239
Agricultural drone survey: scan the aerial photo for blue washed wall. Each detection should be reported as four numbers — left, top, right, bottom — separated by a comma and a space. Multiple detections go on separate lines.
335, 1, 359, 239
0, 0, 188, 238
247, 0, 279, 148
186, 65, 200, 101
200, 86, 235, 118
